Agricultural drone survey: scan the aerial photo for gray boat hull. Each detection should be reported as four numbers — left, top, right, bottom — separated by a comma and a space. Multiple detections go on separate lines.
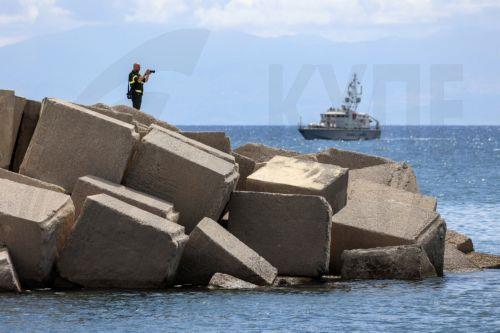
298, 127, 381, 141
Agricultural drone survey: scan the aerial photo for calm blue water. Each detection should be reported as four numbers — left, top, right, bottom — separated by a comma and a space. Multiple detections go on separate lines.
1, 126, 499, 332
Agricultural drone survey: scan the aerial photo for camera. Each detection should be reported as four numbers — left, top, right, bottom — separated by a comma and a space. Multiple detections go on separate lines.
147, 69, 156, 74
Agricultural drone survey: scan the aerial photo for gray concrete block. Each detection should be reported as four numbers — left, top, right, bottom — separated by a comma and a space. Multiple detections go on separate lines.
112, 104, 180, 132
331, 199, 446, 275
11, 99, 41, 172
57, 194, 188, 289
208, 273, 257, 290
446, 229, 474, 254
19, 98, 139, 193
348, 179, 437, 211
303, 147, 392, 170
72, 175, 178, 221
124, 126, 238, 233
234, 143, 300, 163
0, 247, 22, 292
182, 131, 231, 154
0, 90, 25, 169
341, 245, 437, 280
0, 179, 75, 286
232, 152, 256, 190
349, 162, 419, 193
228, 191, 332, 277
246, 156, 348, 213
85, 103, 134, 124
0, 168, 65, 193
444, 243, 480, 272
466, 252, 500, 269
176, 217, 277, 286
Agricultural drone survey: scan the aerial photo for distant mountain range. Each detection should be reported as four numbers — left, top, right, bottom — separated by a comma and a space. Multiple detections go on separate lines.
0, 24, 498, 125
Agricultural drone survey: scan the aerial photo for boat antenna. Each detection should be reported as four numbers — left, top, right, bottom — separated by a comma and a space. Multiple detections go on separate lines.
343, 73, 362, 112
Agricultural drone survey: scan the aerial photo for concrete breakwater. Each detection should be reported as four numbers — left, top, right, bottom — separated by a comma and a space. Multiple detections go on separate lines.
0, 89, 498, 292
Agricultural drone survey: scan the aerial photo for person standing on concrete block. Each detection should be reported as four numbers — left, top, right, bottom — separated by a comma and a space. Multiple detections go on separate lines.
127, 63, 154, 110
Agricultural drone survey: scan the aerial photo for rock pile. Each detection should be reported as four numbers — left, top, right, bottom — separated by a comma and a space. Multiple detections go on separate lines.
0, 89, 498, 292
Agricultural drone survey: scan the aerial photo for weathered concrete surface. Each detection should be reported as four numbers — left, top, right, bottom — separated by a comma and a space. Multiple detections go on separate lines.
57, 194, 188, 289
232, 152, 256, 190
72, 175, 178, 221
182, 131, 231, 154
341, 245, 437, 280
208, 273, 257, 290
20, 98, 139, 192
234, 143, 300, 163
466, 252, 500, 269
228, 191, 332, 276
11, 99, 41, 172
124, 126, 238, 233
331, 199, 446, 275
446, 230, 474, 254
0, 247, 22, 292
86, 103, 134, 124
112, 104, 180, 132
245, 156, 348, 213
444, 244, 480, 273
303, 147, 392, 170
0, 91, 26, 169
349, 162, 419, 193
0, 179, 75, 286
348, 179, 437, 211
0, 168, 65, 193
176, 218, 277, 286
273, 276, 317, 287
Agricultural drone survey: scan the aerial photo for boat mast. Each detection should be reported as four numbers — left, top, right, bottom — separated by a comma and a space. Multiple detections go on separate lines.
343, 73, 362, 112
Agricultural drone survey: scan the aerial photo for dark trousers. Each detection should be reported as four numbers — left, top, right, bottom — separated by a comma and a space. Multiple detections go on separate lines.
131, 94, 142, 110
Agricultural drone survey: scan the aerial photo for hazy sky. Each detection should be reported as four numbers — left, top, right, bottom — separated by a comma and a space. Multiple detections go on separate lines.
1, 1, 499, 125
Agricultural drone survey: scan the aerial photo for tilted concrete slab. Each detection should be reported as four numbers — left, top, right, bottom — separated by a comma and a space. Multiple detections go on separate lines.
19, 98, 139, 193
245, 156, 348, 213
85, 103, 134, 124
228, 191, 332, 277
303, 147, 392, 170
0, 247, 22, 292
444, 243, 480, 272
0, 179, 75, 286
349, 162, 420, 193
234, 143, 300, 163
124, 126, 238, 233
0, 91, 26, 169
331, 199, 446, 275
232, 152, 256, 190
112, 104, 180, 132
72, 175, 178, 221
176, 217, 277, 286
208, 273, 257, 290
348, 179, 437, 211
182, 131, 232, 154
57, 194, 188, 289
11, 99, 41, 172
0, 168, 65, 193
466, 252, 500, 269
341, 245, 436, 280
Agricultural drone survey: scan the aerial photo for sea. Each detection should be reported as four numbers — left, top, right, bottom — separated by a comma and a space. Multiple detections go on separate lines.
0, 126, 498, 332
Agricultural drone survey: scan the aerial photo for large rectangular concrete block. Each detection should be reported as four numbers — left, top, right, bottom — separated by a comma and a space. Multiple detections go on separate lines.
246, 156, 348, 213
232, 152, 256, 190
341, 245, 436, 280
124, 126, 238, 233
11, 99, 41, 172
0, 179, 75, 286
57, 194, 188, 289
331, 199, 446, 275
349, 162, 419, 193
0, 247, 22, 292
348, 179, 437, 211
182, 131, 231, 154
72, 175, 178, 221
0, 168, 65, 193
444, 243, 480, 272
19, 98, 139, 192
234, 143, 300, 163
303, 147, 392, 170
0, 90, 26, 169
228, 191, 332, 277
176, 217, 277, 286
112, 105, 180, 132
446, 229, 474, 254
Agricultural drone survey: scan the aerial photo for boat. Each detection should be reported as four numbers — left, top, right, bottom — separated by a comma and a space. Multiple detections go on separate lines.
298, 74, 381, 141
